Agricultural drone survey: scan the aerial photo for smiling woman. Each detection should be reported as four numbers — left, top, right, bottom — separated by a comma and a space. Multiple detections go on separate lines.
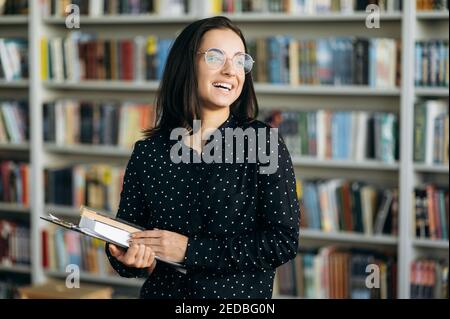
105, 16, 301, 300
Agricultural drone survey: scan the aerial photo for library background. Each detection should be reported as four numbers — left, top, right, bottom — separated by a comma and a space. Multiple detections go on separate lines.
0, 0, 448, 299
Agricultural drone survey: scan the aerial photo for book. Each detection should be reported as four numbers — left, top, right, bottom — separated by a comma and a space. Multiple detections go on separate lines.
40, 206, 186, 273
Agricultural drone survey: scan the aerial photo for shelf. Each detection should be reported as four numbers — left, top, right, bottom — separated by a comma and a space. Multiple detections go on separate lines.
0, 15, 28, 24
0, 202, 29, 213
416, 11, 449, 20
415, 87, 449, 97
44, 80, 159, 92
44, 81, 401, 96
45, 270, 144, 288
272, 294, 302, 299
0, 264, 31, 274
43, 15, 197, 25
0, 143, 30, 151
44, 143, 132, 158
413, 238, 449, 250
292, 157, 399, 171
300, 228, 398, 246
44, 204, 114, 218
254, 84, 401, 96
0, 79, 29, 88
414, 163, 449, 174
213, 12, 403, 22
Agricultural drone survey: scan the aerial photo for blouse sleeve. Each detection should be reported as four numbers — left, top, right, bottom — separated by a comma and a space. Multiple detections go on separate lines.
105, 140, 149, 278
184, 127, 301, 274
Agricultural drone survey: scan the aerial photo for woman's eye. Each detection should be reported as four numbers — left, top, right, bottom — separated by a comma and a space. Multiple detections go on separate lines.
235, 57, 245, 67
208, 55, 220, 63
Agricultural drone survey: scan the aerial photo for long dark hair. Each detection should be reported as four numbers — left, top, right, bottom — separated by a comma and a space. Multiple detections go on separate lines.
143, 16, 259, 138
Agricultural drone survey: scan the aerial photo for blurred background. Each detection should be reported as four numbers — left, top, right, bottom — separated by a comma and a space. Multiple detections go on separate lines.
0, 0, 448, 299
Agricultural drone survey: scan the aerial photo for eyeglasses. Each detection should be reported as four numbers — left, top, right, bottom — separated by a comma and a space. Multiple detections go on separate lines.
197, 48, 255, 74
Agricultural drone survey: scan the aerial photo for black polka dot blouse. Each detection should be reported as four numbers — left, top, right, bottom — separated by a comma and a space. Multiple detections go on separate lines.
105, 113, 301, 299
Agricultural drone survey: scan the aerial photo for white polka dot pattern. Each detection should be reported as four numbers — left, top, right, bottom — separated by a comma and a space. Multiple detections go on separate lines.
105, 114, 301, 299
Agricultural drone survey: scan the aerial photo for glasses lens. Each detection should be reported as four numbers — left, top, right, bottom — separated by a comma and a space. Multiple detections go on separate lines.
234, 53, 254, 74
205, 49, 225, 68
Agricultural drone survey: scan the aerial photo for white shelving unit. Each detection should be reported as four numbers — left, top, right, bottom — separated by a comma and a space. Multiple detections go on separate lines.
0, 0, 447, 299
0, 8, 33, 294
407, 3, 450, 299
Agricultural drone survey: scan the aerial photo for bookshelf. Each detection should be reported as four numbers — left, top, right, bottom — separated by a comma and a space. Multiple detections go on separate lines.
0, 0, 446, 299
0, 3, 32, 299
407, 0, 449, 298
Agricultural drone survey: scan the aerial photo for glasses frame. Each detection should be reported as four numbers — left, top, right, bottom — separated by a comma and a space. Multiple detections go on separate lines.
197, 47, 255, 74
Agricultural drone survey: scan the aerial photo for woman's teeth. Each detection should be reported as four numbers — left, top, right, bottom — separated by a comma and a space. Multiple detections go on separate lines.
212, 82, 232, 91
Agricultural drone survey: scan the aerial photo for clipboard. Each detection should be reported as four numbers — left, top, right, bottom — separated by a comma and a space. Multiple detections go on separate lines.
40, 214, 187, 274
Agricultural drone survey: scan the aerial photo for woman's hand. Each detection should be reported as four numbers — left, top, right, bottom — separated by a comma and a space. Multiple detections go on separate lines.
129, 229, 188, 263
109, 243, 156, 273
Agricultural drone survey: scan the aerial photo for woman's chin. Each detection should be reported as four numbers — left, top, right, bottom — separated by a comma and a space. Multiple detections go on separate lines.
208, 98, 234, 109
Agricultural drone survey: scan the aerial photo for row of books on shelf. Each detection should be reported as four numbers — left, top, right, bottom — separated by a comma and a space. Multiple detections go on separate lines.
2, 36, 446, 90
410, 259, 448, 299
41, 224, 116, 276
416, 0, 449, 11
41, 33, 173, 82
0, 161, 29, 206
43, 100, 155, 149
0, 219, 30, 267
45, 164, 124, 213
415, 40, 449, 88
249, 36, 400, 87
3, 0, 448, 18
42, 0, 404, 17
0, 0, 28, 15
262, 109, 398, 163
202, 0, 403, 15
0, 101, 28, 144
42, 0, 189, 17
274, 247, 397, 299
414, 185, 449, 241
274, 248, 449, 299
297, 179, 398, 235
41, 33, 401, 88
0, 39, 28, 82
414, 99, 449, 165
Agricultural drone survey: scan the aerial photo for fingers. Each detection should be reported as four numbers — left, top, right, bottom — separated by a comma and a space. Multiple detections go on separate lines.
135, 244, 146, 268
109, 244, 125, 258
122, 244, 139, 265
143, 246, 155, 268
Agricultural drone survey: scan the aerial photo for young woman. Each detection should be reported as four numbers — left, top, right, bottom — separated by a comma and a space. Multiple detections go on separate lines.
106, 16, 300, 299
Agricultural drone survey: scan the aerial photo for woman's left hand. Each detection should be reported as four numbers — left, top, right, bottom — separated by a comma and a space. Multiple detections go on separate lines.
129, 229, 188, 263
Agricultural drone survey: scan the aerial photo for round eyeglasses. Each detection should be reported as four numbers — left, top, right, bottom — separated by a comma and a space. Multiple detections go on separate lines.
198, 48, 255, 74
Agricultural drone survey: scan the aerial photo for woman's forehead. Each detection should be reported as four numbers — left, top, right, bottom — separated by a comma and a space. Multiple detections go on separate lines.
200, 29, 245, 53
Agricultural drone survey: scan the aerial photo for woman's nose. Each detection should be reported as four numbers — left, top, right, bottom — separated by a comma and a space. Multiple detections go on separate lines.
221, 58, 237, 76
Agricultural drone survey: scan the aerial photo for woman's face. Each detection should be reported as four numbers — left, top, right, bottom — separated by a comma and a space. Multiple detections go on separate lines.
196, 29, 246, 111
